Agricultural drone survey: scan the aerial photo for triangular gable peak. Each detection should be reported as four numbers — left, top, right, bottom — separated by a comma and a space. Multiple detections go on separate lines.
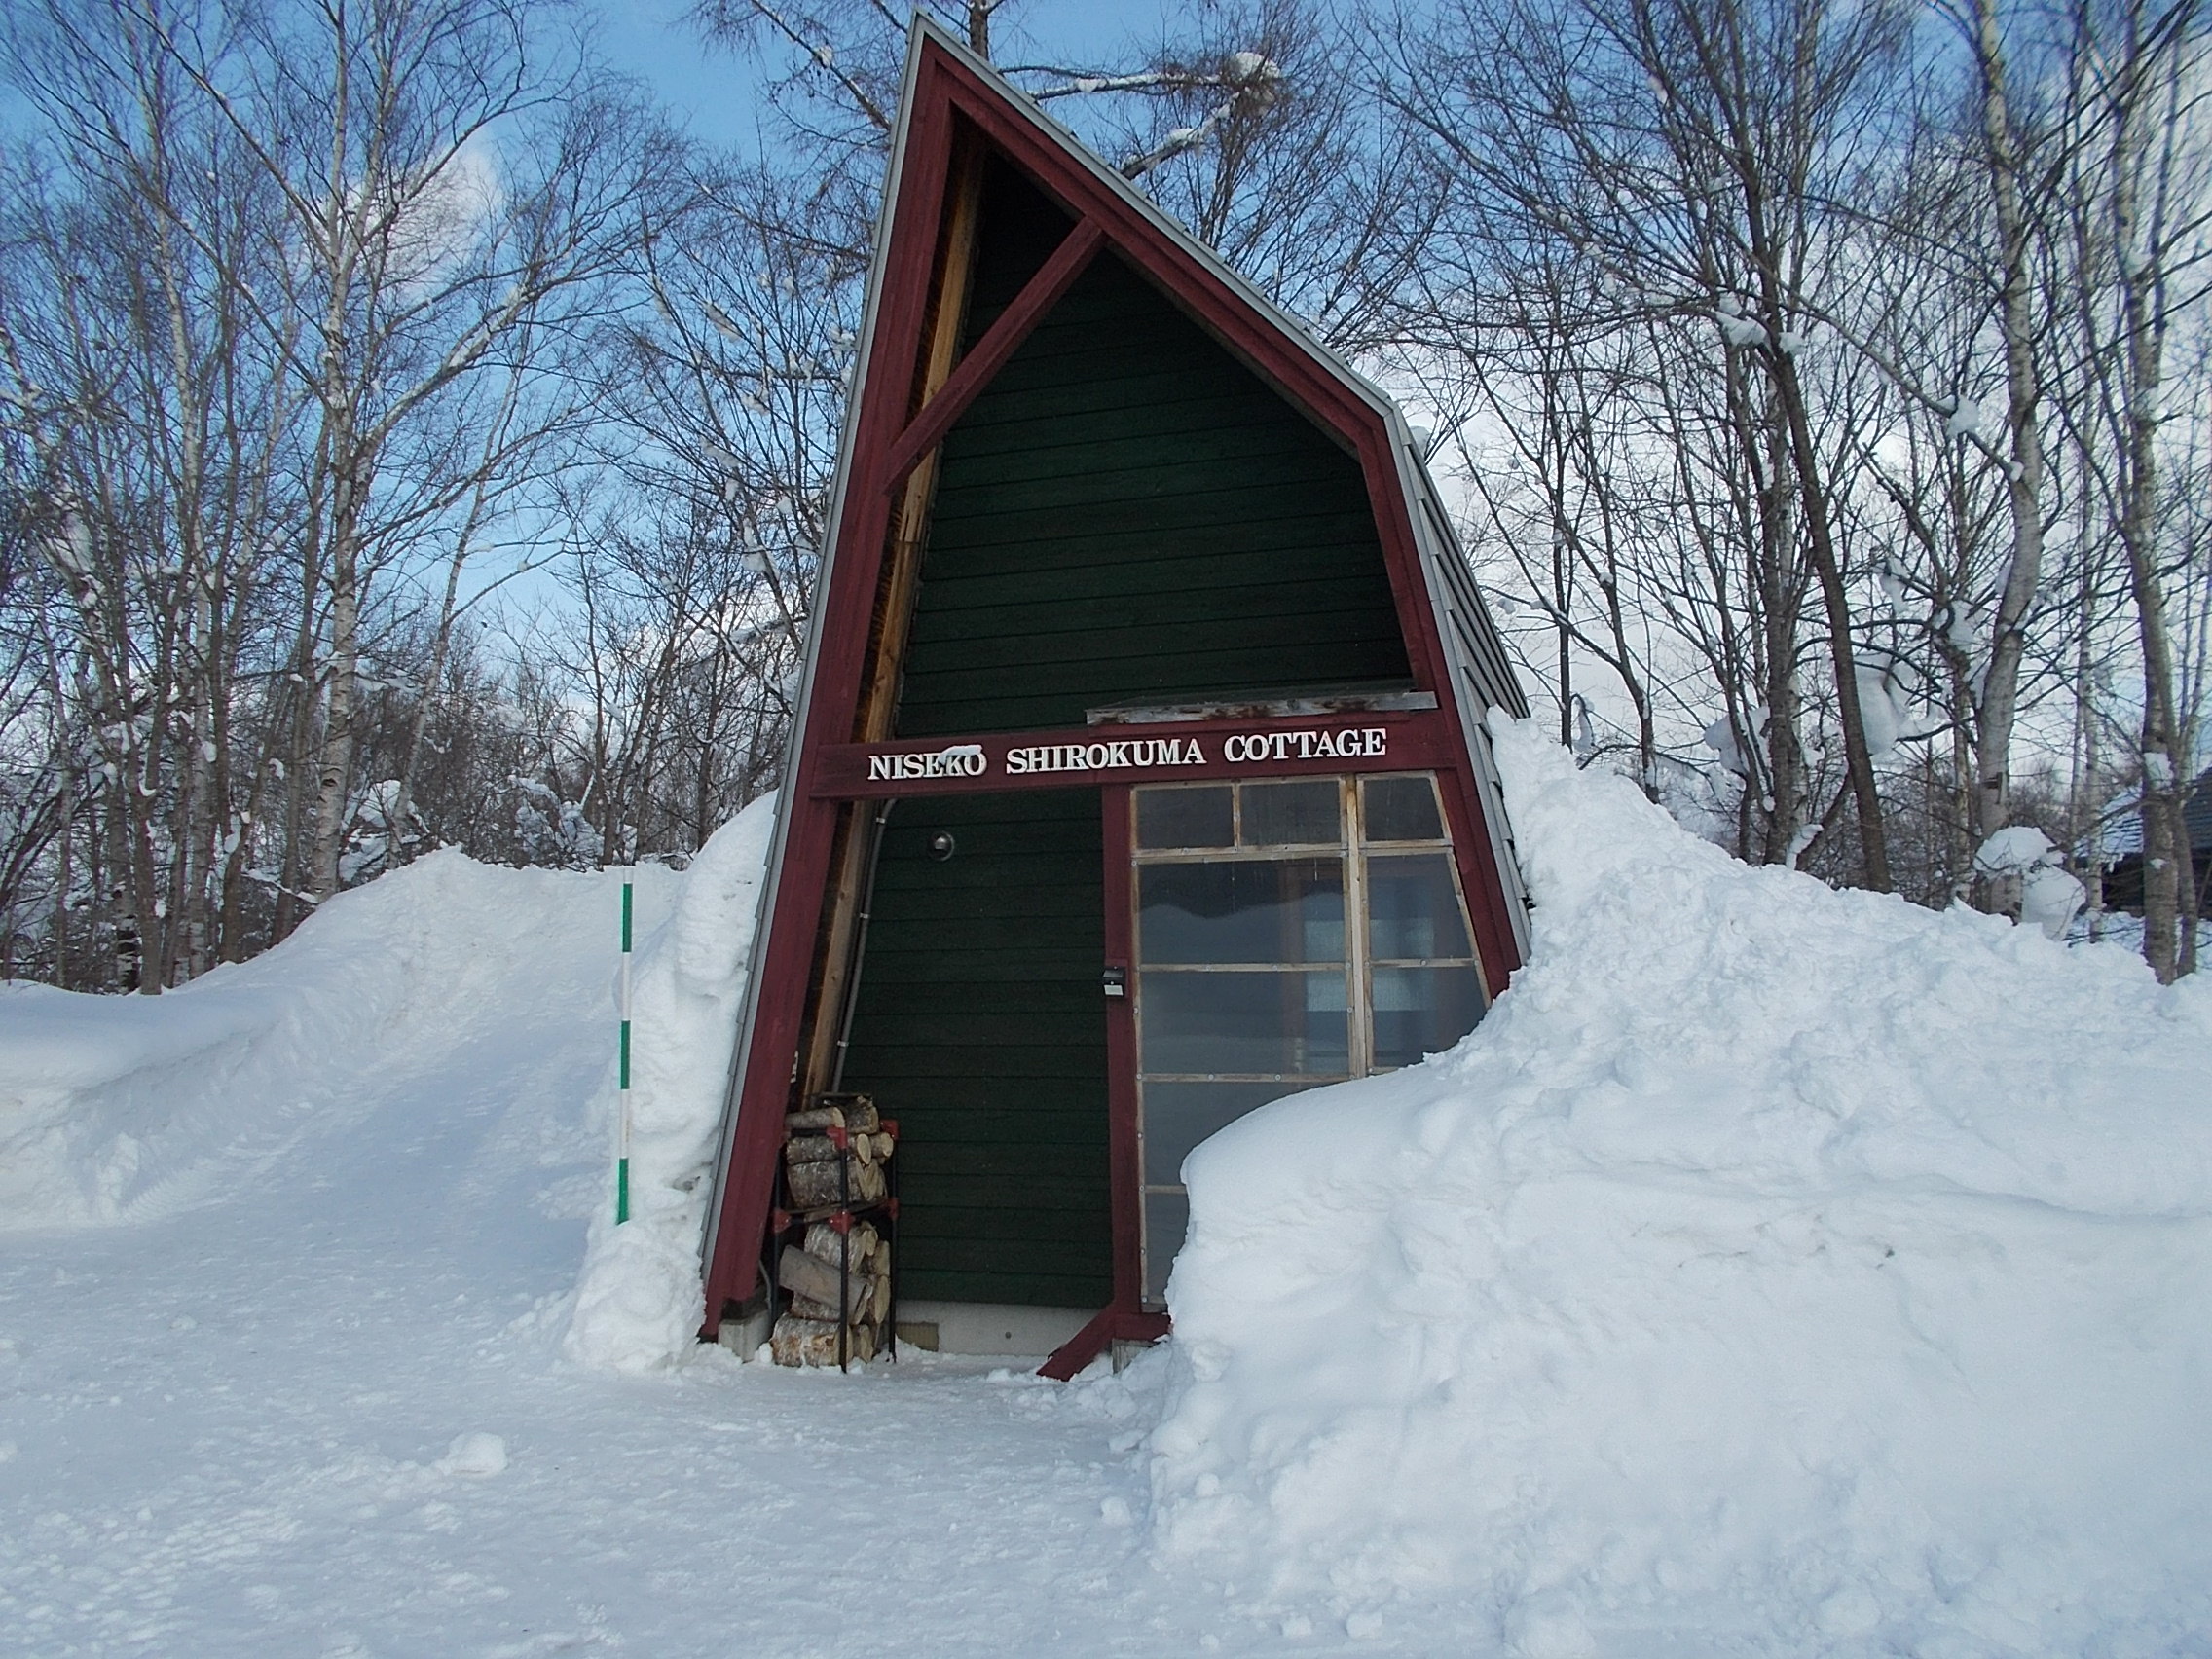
700, 18, 1530, 1373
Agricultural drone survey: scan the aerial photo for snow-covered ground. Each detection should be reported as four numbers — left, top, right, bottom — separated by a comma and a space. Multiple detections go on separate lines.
3, 723, 2209, 1656
0, 847, 1214, 1657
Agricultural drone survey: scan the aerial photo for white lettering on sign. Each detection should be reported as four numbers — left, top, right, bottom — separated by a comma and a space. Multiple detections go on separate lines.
1221, 726, 1387, 764
857, 725, 1392, 784
1006, 736, 1208, 776
866, 744, 988, 782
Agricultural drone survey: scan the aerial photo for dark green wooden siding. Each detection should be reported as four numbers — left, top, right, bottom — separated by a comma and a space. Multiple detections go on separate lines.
893, 243, 1411, 738
960, 153, 1073, 341
838, 791, 1110, 1309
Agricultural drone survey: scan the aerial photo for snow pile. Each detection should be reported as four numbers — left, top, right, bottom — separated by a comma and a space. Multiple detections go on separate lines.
1974, 823, 2088, 939
0, 850, 665, 1231
1150, 717, 2212, 1650
562, 796, 775, 1373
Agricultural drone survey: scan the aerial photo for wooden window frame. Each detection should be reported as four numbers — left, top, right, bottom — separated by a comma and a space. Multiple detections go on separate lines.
1120, 771, 1487, 1307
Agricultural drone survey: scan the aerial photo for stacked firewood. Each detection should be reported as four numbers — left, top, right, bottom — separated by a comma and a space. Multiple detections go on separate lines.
769, 1095, 895, 1367
781, 1107, 894, 1208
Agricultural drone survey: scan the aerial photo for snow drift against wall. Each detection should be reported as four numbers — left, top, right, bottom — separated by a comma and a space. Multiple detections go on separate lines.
1149, 716, 2212, 1653
562, 796, 775, 1373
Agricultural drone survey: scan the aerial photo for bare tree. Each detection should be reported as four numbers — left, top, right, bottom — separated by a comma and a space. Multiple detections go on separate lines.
0, 0, 682, 986
0, 3, 309, 986
2057, 0, 2212, 978
1384, 0, 1924, 886
146, 0, 676, 908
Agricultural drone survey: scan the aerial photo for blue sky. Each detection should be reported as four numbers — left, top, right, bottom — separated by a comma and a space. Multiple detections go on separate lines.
589, 0, 1190, 149
0, 6, 1188, 157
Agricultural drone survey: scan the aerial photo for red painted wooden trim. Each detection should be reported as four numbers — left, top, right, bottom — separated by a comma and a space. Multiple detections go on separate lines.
1347, 430, 1525, 993
703, 797, 841, 1323
1435, 764, 1522, 1001
700, 65, 964, 1325
1039, 1309, 1171, 1382
1099, 786, 1143, 1313
1354, 431, 1448, 696
877, 218, 1105, 493
812, 712, 1456, 800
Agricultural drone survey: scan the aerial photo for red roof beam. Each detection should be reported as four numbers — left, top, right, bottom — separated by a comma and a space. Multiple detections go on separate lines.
877, 217, 1106, 494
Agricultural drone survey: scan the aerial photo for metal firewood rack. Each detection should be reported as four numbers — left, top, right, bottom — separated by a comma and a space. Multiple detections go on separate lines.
767, 1091, 899, 1369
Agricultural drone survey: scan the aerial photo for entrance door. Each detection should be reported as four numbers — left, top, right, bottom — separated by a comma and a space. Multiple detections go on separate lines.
1128, 772, 1488, 1304
837, 790, 1113, 1311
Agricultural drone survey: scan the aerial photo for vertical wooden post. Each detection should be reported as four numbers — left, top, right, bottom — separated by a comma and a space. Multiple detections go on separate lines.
701, 72, 965, 1325
797, 132, 989, 1108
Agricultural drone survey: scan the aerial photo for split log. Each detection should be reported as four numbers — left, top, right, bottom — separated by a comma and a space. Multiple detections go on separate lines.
785, 1133, 846, 1166
791, 1271, 888, 1328
778, 1245, 872, 1316
803, 1220, 877, 1269
855, 1158, 888, 1205
788, 1129, 881, 1169
769, 1314, 833, 1366
786, 1099, 879, 1134
785, 1155, 885, 1209
769, 1315, 878, 1367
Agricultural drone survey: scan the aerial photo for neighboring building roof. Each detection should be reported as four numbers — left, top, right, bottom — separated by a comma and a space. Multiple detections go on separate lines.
2083, 771, 2212, 864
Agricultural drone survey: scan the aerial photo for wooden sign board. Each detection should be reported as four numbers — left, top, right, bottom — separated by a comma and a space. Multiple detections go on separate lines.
817, 712, 1456, 797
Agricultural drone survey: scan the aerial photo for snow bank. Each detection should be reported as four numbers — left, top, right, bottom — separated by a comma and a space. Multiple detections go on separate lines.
1150, 717, 2212, 1651
0, 850, 661, 1230
562, 796, 775, 1373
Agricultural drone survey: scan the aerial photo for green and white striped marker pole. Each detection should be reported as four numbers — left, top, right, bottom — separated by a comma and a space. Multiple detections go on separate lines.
616, 879, 634, 1225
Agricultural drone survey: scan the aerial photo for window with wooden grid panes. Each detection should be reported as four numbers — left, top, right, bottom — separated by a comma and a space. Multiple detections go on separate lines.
1129, 773, 1488, 1304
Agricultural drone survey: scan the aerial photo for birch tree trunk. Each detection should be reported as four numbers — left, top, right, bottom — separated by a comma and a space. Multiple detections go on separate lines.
1963, 0, 2051, 910
2077, 0, 2207, 980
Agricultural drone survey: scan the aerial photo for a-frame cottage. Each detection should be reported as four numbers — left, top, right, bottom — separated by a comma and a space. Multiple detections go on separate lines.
700, 18, 1531, 1378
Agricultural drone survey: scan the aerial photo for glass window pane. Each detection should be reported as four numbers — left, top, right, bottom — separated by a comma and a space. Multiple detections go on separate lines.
1136, 785, 1233, 850
1366, 853, 1473, 959
1144, 1190, 1190, 1306
1371, 965, 1487, 1067
1139, 860, 1344, 964
1241, 780, 1340, 847
1139, 969, 1348, 1075
1141, 1080, 1321, 1185
1362, 775, 1444, 842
